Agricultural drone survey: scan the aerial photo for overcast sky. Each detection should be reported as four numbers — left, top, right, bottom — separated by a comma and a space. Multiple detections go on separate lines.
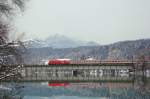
14, 0, 150, 44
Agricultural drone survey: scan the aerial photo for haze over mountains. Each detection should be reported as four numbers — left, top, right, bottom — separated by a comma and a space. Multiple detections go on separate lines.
22, 38, 150, 64
24, 34, 99, 48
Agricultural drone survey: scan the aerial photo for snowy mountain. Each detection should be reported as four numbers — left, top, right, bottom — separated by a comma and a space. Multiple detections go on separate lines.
23, 39, 150, 65
24, 34, 99, 48
23, 39, 48, 48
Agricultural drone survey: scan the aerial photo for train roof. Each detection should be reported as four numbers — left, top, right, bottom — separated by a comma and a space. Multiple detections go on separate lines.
51, 58, 71, 61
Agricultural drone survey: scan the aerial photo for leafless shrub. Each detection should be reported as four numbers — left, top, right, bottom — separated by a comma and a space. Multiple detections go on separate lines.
0, 0, 28, 81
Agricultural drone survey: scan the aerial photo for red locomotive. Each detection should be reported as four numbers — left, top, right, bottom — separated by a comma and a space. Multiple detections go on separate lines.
47, 59, 71, 65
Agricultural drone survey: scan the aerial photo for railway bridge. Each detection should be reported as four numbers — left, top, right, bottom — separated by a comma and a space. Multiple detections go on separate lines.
1, 61, 150, 82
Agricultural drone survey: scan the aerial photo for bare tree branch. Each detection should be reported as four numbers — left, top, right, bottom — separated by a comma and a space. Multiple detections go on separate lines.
12, 0, 25, 11
0, 0, 28, 81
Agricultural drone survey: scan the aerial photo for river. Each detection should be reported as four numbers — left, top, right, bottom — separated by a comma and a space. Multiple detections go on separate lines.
0, 75, 150, 99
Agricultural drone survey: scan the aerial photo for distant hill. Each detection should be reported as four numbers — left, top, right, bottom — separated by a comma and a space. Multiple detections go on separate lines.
24, 34, 99, 48
22, 39, 150, 64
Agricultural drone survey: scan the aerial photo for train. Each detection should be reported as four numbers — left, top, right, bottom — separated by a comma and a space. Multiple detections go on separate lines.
45, 58, 96, 65
45, 58, 149, 65
46, 58, 71, 65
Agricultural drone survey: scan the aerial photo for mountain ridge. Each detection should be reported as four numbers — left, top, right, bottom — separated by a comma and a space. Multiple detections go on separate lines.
22, 38, 150, 64
24, 34, 99, 48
